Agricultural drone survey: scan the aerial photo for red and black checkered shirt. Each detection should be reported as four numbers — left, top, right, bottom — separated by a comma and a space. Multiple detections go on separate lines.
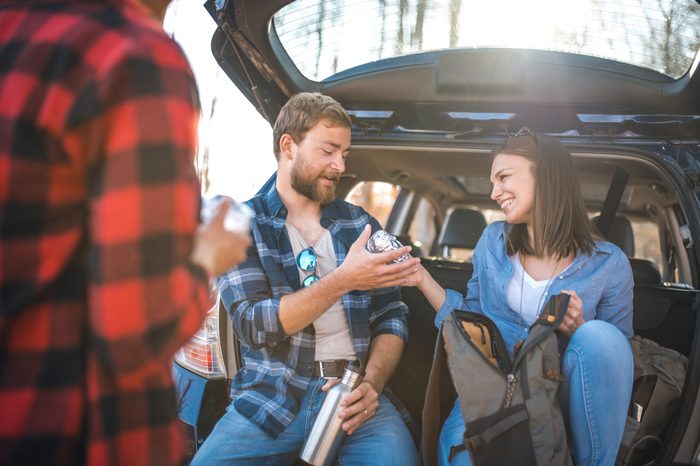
0, 1, 211, 465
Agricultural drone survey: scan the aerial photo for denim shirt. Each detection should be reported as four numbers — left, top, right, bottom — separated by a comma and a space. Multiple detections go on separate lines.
435, 221, 634, 355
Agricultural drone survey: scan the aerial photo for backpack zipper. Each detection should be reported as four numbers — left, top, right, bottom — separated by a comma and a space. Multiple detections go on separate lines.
504, 373, 517, 407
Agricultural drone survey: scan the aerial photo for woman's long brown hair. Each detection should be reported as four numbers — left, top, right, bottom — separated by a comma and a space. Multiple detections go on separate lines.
496, 132, 599, 259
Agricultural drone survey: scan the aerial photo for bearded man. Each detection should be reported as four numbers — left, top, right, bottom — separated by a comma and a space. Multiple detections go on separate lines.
191, 92, 420, 466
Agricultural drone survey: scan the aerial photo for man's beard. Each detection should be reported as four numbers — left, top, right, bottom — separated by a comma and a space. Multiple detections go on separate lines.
290, 156, 339, 204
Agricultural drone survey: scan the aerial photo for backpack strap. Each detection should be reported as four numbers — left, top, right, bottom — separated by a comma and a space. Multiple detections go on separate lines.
512, 294, 570, 369
448, 406, 530, 461
421, 324, 449, 466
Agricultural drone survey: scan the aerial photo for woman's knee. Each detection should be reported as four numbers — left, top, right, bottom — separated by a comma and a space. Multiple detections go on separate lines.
563, 320, 633, 375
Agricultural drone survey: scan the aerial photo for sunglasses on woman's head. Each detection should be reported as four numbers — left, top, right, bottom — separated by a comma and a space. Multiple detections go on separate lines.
510, 126, 541, 156
296, 247, 319, 287
511, 126, 537, 141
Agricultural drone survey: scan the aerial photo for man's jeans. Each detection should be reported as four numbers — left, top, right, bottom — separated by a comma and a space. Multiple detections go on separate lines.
438, 320, 634, 466
191, 377, 419, 466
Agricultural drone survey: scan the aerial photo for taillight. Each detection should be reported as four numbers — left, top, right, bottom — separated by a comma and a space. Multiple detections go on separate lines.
174, 303, 226, 377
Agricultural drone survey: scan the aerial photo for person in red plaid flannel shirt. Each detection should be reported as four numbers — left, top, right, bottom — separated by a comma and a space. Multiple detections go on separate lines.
0, 1, 250, 465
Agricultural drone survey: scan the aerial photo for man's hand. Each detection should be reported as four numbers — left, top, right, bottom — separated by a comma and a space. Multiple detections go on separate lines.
321, 379, 380, 435
557, 290, 585, 338
334, 225, 421, 292
191, 199, 251, 277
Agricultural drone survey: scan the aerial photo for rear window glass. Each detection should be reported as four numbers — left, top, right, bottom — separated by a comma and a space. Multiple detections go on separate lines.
632, 220, 662, 266
408, 197, 438, 254
346, 181, 400, 227
273, 0, 700, 81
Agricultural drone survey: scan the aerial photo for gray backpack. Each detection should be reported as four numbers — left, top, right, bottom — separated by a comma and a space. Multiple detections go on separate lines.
422, 294, 572, 466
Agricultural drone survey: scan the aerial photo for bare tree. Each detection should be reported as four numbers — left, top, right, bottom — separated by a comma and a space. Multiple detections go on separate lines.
314, 1, 326, 78
197, 95, 217, 193
378, 0, 387, 59
642, 0, 700, 76
395, 0, 409, 55
411, 0, 428, 49
553, 27, 589, 54
449, 0, 462, 48
586, 0, 698, 78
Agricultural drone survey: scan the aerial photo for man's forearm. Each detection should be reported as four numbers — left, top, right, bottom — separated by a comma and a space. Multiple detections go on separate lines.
363, 334, 404, 393
278, 268, 350, 335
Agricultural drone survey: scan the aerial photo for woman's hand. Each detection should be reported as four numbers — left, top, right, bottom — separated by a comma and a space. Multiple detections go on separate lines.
557, 290, 585, 338
404, 264, 447, 311
401, 263, 428, 288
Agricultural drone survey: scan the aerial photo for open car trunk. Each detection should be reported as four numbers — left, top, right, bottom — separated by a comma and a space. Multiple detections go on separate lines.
172, 1, 700, 464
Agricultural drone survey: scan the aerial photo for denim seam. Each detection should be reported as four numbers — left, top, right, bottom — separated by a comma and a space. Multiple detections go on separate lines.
306, 380, 322, 436
566, 345, 599, 466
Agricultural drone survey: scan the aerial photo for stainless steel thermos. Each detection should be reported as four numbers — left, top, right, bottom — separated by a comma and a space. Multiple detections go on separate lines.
298, 362, 364, 466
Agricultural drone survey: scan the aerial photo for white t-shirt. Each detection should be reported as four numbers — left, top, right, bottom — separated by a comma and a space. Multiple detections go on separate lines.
506, 254, 554, 327
286, 223, 357, 361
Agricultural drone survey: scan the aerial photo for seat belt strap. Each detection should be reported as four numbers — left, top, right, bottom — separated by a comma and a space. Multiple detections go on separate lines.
597, 166, 629, 238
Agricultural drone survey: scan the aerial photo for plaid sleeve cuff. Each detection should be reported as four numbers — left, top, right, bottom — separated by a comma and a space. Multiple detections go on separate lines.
370, 302, 409, 343
230, 297, 286, 349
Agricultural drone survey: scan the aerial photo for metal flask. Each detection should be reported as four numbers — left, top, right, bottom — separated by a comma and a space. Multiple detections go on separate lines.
298, 362, 364, 466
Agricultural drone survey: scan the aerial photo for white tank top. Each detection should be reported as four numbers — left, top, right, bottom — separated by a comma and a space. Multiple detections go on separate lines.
286, 223, 357, 361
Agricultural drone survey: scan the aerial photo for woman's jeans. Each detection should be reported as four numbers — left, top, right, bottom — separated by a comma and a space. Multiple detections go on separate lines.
438, 320, 634, 466
191, 377, 419, 466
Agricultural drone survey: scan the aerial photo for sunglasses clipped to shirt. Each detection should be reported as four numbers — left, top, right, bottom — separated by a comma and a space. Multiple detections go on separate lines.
296, 247, 320, 287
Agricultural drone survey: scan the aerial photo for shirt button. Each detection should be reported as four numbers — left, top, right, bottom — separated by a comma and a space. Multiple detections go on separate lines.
280, 207, 287, 215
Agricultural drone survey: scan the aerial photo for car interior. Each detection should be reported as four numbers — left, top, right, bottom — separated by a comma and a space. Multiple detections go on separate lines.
333, 143, 700, 447
187, 1, 700, 462
207, 142, 700, 458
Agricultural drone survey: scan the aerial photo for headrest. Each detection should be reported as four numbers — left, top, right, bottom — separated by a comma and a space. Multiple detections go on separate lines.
629, 258, 662, 285
438, 208, 487, 250
592, 214, 635, 257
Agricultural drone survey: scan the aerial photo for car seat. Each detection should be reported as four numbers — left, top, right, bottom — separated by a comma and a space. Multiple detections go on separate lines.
395, 234, 424, 257
436, 207, 487, 258
592, 214, 662, 285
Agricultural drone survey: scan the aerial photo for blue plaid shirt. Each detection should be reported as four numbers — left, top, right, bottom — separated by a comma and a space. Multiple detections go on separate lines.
217, 175, 409, 436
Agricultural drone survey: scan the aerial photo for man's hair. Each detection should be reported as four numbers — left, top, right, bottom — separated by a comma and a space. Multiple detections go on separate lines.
272, 92, 352, 160
496, 132, 599, 258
